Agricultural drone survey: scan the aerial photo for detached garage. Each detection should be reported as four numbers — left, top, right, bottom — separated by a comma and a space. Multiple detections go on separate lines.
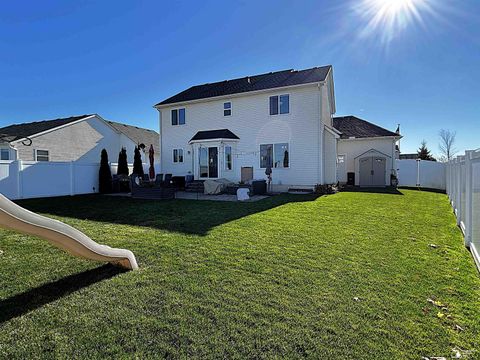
333, 116, 402, 187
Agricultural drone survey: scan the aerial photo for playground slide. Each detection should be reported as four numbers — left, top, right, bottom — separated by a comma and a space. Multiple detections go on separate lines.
0, 194, 138, 270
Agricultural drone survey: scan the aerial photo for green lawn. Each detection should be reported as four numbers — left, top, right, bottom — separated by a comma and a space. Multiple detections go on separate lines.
1, 190, 479, 359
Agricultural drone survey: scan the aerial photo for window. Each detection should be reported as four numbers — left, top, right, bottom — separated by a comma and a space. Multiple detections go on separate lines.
269, 94, 289, 115
274, 143, 289, 168
35, 150, 49, 162
171, 108, 185, 125
260, 144, 273, 168
261, 143, 289, 168
224, 102, 232, 116
0, 149, 9, 160
225, 146, 232, 170
337, 155, 345, 164
173, 148, 184, 163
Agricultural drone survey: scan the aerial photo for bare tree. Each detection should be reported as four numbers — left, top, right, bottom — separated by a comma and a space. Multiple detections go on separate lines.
439, 129, 457, 161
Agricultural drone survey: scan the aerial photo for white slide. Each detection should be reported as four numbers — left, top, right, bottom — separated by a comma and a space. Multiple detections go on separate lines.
0, 193, 138, 270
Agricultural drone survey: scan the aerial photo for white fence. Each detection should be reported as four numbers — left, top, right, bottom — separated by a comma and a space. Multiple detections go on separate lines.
397, 159, 446, 190
446, 149, 480, 269
0, 160, 155, 200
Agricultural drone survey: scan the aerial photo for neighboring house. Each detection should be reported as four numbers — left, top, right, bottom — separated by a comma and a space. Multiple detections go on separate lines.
399, 153, 419, 160
154, 66, 338, 191
0, 114, 159, 164
333, 116, 402, 186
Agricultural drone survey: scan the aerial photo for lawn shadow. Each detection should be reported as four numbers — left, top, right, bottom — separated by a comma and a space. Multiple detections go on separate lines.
340, 186, 404, 195
16, 193, 321, 236
0, 264, 127, 324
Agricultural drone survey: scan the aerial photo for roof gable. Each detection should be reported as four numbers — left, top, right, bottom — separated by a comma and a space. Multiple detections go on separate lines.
0, 115, 93, 142
156, 66, 332, 106
106, 121, 159, 153
333, 116, 399, 139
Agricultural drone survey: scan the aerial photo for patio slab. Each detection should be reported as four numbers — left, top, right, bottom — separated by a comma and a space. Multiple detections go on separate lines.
175, 191, 269, 202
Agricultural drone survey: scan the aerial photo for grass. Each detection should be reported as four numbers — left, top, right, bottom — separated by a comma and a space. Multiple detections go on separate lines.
0, 190, 479, 359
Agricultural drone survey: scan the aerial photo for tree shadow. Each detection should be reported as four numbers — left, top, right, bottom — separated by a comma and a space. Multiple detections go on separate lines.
15, 193, 321, 236
340, 186, 404, 195
0, 264, 127, 324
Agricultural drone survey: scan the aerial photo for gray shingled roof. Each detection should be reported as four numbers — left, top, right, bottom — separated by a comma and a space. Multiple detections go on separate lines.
190, 129, 239, 142
156, 66, 332, 106
106, 121, 159, 154
333, 116, 399, 139
0, 114, 93, 142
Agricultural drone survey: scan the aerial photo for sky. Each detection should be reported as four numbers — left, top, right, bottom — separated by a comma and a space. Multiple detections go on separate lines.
0, 0, 479, 158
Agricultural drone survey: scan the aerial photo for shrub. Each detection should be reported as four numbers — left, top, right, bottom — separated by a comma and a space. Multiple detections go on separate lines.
99, 149, 112, 193
132, 146, 144, 176
314, 184, 338, 195
117, 147, 129, 176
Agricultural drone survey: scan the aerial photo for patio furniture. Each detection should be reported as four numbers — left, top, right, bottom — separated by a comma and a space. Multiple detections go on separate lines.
130, 175, 175, 200
142, 174, 150, 182
155, 174, 164, 186
251, 180, 267, 195
163, 174, 173, 186
237, 188, 250, 201
172, 176, 186, 189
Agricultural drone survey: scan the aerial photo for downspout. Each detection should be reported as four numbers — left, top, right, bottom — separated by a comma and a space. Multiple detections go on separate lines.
318, 83, 324, 185
158, 109, 162, 174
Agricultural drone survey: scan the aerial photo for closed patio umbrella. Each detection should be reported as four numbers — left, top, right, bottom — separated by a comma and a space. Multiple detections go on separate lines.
148, 144, 155, 180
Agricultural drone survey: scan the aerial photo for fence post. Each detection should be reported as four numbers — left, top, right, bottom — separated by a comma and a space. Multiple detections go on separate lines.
416, 159, 420, 187
464, 151, 473, 247
70, 161, 75, 196
17, 160, 23, 199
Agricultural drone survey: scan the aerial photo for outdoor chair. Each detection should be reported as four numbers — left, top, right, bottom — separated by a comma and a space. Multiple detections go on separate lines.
155, 174, 164, 186
142, 174, 150, 182
163, 174, 173, 187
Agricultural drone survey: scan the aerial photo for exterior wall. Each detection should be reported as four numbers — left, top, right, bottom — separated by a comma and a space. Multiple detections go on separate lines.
337, 137, 396, 186
158, 84, 332, 188
11, 116, 146, 164
323, 130, 337, 184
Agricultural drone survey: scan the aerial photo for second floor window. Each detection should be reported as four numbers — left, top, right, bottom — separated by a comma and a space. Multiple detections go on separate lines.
173, 148, 184, 163
269, 95, 289, 115
224, 102, 232, 116
172, 108, 186, 125
35, 149, 49, 162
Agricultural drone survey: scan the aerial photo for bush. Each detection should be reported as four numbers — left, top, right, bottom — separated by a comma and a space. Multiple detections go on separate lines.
132, 146, 144, 176
117, 147, 129, 176
314, 184, 338, 195
99, 149, 112, 193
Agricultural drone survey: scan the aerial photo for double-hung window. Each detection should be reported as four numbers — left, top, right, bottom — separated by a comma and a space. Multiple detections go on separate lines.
173, 148, 184, 163
224, 102, 232, 116
269, 95, 289, 115
35, 149, 49, 162
260, 143, 289, 168
171, 108, 186, 125
225, 146, 232, 170
0, 149, 9, 160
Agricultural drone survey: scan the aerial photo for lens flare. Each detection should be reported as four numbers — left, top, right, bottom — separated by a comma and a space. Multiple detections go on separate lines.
354, 0, 434, 44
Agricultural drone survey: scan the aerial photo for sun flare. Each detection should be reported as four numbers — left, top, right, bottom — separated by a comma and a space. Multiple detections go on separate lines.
354, 0, 434, 44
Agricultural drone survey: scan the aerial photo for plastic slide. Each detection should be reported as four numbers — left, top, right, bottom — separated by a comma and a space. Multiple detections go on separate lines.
0, 193, 138, 270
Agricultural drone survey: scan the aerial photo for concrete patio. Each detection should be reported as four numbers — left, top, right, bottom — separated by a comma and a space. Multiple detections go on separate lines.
174, 191, 269, 202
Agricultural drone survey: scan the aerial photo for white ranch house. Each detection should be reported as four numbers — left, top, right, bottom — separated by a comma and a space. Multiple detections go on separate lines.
155, 66, 401, 190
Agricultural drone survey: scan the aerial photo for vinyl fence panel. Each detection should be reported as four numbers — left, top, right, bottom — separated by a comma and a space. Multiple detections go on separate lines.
397, 159, 446, 190
447, 149, 480, 270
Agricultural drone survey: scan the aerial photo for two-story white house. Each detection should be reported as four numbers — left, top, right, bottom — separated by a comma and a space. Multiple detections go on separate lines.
154, 66, 339, 191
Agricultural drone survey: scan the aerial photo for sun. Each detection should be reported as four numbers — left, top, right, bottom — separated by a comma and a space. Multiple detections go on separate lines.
354, 0, 434, 44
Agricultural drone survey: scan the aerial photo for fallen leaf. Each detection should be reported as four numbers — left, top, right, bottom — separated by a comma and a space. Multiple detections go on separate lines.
353, 297, 360, 302
437, 312, 445, 319
429, 244, 439, 248
453, 324, 464, 332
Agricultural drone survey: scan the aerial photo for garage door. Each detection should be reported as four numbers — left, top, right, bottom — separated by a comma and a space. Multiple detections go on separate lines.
359, 156, 386, 186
